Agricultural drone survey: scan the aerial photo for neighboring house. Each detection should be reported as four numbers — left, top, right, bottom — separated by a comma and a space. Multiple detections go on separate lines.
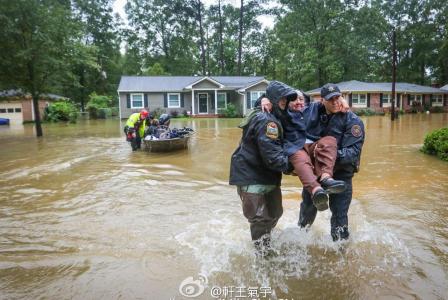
117, 76, 268, 118
307, 80, 448, 112
0, 89, 67, 124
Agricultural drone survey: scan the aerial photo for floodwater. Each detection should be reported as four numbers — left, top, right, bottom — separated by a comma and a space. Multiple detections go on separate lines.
0, 114, 447, 300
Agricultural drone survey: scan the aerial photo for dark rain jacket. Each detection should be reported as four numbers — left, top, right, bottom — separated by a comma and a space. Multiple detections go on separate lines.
229, 82, 296, 186
308, 109, 365, 177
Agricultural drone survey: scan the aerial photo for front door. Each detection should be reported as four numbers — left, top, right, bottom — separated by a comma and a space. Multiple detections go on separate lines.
198, 93, 208, 114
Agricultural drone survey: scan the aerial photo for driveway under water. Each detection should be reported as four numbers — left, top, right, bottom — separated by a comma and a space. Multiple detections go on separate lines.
0, 114, 447, 299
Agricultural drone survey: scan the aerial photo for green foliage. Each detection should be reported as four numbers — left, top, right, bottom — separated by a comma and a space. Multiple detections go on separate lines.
86, 93, 113, 118
430, 106, 445, 113
170, 110, 179, 118
223, 103, 238, 118
421, 127, 448, 161
143, 63, 170, 76
354, 108, 376, 116
151, 108, 166, 119
45, 101, 78, 123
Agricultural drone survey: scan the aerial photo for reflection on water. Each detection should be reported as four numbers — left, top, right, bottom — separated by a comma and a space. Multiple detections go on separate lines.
0, 115, 447, 299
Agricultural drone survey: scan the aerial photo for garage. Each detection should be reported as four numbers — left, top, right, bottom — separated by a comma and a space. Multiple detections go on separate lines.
0, 102, 23, 124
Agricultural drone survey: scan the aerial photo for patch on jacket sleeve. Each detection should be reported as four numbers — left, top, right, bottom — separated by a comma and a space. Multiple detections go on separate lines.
266, 122, 279, 139
351, 124, 362, 137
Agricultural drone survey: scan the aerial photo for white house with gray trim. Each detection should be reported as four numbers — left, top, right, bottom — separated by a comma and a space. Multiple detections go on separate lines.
306, 80, 448, 112
117, 76, 268, 118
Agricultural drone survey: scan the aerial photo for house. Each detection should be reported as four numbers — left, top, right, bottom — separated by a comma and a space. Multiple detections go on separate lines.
117, 76, 269, 118
441, 84, 448, 91
0, 89, 67, 124
306, 80, 448, 112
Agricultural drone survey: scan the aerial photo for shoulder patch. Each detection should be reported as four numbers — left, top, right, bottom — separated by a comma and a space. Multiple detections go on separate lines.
266, 122, 279, 139
351, 124, 362, 137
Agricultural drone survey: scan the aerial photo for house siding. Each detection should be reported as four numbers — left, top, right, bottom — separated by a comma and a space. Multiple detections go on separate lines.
246, 82, 268, 92
120, 92, 192, 118
192, 80, 220, 89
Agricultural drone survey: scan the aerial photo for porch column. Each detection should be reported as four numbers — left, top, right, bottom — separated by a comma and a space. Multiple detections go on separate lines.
243, 93, 247, 116
191, 89, 195, 116
214, 89, 218, 116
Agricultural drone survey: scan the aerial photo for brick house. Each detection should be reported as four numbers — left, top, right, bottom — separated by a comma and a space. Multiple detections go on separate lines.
117, 76, 268, 118
0, 89, 67, 124
306, 80, 448, 112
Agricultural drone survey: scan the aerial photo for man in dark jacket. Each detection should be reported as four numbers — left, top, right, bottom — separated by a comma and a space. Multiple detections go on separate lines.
298, 83, 365, 241
229, 81, 297, 255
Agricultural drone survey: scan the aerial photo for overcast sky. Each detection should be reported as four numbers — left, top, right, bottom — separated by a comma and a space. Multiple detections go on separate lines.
112, 0, 275, 28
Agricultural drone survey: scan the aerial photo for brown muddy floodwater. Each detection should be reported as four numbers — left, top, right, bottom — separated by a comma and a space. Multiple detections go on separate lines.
0, 114, 447, 300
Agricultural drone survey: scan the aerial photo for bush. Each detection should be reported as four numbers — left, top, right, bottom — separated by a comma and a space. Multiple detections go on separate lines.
151, 107, 166, 119
354, 108, 376, 116
224, 103, 238, 118
421, 127, 448, 161
45, 101, 78, 123
430, 106, 445, 113
97, 108, 112, 119
86, 93, 113, 119
182, 110, 190, 117
170, 110, 179, 118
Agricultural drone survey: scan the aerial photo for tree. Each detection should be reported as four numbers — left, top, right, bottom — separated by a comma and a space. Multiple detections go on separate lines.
0, 0, 87, 137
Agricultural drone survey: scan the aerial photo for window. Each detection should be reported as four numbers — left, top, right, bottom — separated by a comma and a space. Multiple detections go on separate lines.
352, 93, 367, 107
381, 94, 391, 107
431, 94, 443, 106
131, 93, 144, 108
0, 109, 6, 113
168, 93, 180, 108
15, 108, 21, 113
217, 93, 227, 112
409, 94, 422, 105
7, 108, 14, 113
250, 91, 265, 108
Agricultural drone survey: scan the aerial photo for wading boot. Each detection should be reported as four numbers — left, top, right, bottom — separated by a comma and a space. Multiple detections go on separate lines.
312, 188, 329, 211
320, 177, 346, 194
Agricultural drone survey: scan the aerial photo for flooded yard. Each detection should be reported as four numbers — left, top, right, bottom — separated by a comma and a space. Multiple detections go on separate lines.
0, 114, 447, 299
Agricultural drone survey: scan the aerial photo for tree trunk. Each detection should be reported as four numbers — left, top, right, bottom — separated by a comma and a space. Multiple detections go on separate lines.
197, 0, 207, 75
218, 0, 225, 74
32, 93, 43, 137
238, 0, 244, 75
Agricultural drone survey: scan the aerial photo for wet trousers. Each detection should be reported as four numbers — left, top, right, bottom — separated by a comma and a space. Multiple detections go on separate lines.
237, 186, 283, 241
289, 136, 338, 194
299, 174, 353, 241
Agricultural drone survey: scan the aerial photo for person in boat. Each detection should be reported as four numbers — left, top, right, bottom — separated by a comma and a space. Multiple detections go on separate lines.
229, 81, 296, 257
298, 83, 365, 241
124, 109, 149, 151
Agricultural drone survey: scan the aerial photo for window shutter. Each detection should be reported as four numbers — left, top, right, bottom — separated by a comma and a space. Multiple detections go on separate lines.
367, 94, 370, 107
379, 93, 383, 108
144, 94, 148, 108
349, 94, 352, 107
246, 92, 251, 109
211, 93, 215, 109
180, 93, 184, 107
396, 94, 400, 108
126, 94, 131, 108
408, 95, 411, 106
164, 93, 168, 107
429, 94, 433, 105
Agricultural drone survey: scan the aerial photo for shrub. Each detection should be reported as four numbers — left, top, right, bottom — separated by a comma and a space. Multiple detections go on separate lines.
421, 127, 448, 161
354, 108, 376, 116
170, 110, 179, 118
224, 103, 238, 118
430, 106, 445, 113
97, 108, 112, 119
45, 101, 78, 123
86, 93, 113, 119
151, 107, 166, 119
182, 110, 190, 117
